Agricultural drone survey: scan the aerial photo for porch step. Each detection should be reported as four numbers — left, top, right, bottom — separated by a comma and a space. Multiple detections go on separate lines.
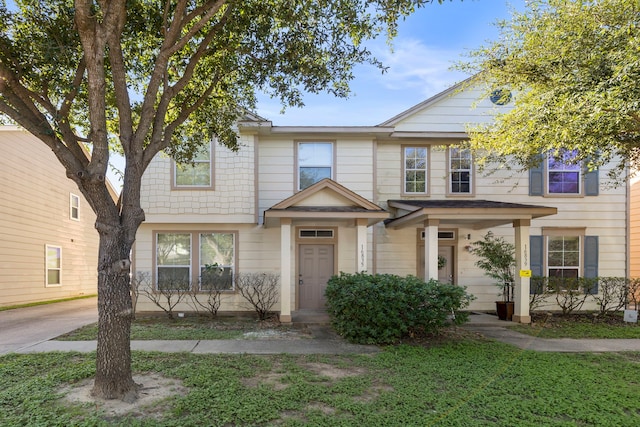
291, 310, 330, 325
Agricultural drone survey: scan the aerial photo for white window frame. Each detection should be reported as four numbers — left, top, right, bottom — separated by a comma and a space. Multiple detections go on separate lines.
156, 233, 192, 291
45, 244, 62, 287
297, 142, 334, 190
70, 193, 80, 220
199, 232, 236, 291
403, 146, 428, 194
172, 142, 213, 189
546, 235, 581, 280
547, 151, 581, 195
448, 147, 473, 195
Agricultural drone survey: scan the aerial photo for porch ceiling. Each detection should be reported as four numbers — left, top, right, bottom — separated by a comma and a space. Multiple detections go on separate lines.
386, 199, 558, 230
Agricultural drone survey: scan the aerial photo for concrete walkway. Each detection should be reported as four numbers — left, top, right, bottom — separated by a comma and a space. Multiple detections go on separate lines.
462, 312, 640, 353
18, 336, 381, 355
2, 298, 640, 355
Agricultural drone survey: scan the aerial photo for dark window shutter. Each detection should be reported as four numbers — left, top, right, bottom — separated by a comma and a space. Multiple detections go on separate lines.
530, 235, 544, 294
584, 169, 599, 196
584, 236, 599, 294
529, 160, 544, 196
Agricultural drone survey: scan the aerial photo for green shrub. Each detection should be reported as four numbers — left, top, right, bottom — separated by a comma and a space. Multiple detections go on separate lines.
325, 272, 474, 344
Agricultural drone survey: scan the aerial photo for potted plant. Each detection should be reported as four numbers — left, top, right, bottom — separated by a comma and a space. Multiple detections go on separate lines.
469, 232, 515, 320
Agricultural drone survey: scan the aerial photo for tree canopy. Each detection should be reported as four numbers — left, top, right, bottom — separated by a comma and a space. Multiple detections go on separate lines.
0, 0, 449, 400
459, 0, 640, 179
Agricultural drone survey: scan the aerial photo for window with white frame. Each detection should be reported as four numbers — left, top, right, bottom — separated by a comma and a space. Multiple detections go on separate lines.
174, 143, 212, 187
200, 233, 235, 290
548, 150, 581, 194
448, 147, 472, 194
156, 232, 236, 291
298, 142, 333, 190
45, 245, 62, 286
70, 194, 80, 220
547, 235, 580, 280
156, 233, 192, 290
404, 146, 428, 193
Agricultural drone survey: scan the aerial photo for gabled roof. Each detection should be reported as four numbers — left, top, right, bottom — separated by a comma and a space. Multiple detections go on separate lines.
264, 179, 388, 227
378, 76, 477, 127
386, 199, 557, 230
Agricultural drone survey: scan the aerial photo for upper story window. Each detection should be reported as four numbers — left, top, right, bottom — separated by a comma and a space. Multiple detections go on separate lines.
298, 142, 333, 190
70, 193, 80, 220
45, 245, 62, 286
448, 147, 472, 195
530, 150, 598, 197
404, 146, 428, 194
173, 143, 213, 188
548, 150, 581, 194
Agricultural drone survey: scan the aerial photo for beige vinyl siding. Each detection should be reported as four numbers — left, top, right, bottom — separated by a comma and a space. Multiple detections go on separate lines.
630, 178, 640, 278
257, 138, 295, 222
0, 129, 99, 306
257, 136, 376, 219
391, 85, 510, 133
376, 131, 627, 310
141, 135, 256, 221
133, 223, 282, 313
334, 139, 375, 199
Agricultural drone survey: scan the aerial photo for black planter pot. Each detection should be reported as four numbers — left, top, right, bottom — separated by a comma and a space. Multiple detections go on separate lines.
496, 301, 514, 321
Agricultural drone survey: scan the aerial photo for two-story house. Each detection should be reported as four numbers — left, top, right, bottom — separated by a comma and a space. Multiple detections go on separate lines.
133, 81, 628, 323
0, 127, 104, 306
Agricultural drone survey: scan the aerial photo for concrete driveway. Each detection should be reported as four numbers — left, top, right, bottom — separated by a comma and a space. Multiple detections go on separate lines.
0, 297, 98, 355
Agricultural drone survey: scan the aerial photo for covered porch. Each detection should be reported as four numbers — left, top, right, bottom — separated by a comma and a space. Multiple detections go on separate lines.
264, 179, 388, 323
385, 200, 558, 323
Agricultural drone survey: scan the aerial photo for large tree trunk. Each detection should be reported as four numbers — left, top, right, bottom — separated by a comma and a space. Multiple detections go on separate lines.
91, 221, 138, 401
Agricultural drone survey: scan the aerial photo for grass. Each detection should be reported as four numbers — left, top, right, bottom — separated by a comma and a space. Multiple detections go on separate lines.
508, 312, 640, 339
57, 311, 640, 341
0, 295, 97, 312
1, 342, 639, 426
57, 315, 311, 341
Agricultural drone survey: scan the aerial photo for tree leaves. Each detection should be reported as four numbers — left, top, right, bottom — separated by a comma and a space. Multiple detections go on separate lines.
460, 0, 640, 181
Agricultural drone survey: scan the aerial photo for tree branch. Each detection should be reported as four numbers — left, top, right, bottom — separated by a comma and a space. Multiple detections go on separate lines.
168, 0, 229, 56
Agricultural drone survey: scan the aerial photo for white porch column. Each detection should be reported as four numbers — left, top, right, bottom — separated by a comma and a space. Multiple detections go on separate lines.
423, 219, 439, 281
513, 219, 531, 324
356, 218, 368, 272
279, 218, 292, 323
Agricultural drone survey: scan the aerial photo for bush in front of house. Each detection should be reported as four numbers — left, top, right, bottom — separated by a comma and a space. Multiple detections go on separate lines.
325, 272, 474, 344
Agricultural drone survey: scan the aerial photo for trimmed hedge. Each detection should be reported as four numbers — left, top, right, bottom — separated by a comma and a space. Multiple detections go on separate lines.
325, 272, 474, 344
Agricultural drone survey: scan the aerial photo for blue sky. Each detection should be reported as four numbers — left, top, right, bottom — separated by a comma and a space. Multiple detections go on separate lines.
256, 0, 526, 126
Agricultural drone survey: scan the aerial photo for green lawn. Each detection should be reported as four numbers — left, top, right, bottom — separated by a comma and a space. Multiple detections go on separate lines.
508, 312, 640, 339
56, 316, 311, 341
1, 342, 639, 426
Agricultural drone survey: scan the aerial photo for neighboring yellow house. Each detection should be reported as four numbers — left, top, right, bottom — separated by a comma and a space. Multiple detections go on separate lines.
0, 127, 102, 306
630, 177, 640, 278
132, 80, 628, 323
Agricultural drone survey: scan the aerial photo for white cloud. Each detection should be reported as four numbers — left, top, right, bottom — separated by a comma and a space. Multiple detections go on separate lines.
367, 37, 469, 98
